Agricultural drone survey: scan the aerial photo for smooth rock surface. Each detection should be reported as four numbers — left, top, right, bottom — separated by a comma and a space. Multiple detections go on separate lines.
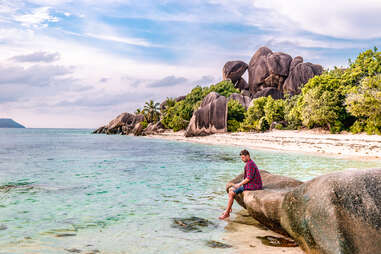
93, 113, 144, 135
223, 61, 248, 84
228, 93, 252, 110
228, 168, 381, 254
185, 92, 227, 137
283, 62, 323, 95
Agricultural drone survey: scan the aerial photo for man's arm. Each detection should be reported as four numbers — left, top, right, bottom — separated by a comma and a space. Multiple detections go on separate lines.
234, 163, 256, 189
234, 177, 250, 189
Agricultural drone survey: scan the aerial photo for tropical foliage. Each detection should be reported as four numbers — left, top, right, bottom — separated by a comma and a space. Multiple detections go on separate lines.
143, 100, 160, 123
227, 100, 245, 132
161, 80, 239, 131
134, 48, 381, 135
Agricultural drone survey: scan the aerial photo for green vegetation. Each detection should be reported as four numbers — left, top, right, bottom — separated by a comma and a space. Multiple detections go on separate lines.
345, 75, 381, 134
227, 100, 245, 132
240, 96, 285, 132
136, 48, 381, 135
143, 100, 160, 123
240, 48, 381, 134
161, 80, 239, 131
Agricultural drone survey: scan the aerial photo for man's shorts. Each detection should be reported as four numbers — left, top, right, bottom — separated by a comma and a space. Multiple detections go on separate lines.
233, 186, 244, 194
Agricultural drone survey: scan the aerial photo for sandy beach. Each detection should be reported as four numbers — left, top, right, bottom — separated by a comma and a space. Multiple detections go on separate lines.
147, 129, 381, 161
223, 210, 303, 254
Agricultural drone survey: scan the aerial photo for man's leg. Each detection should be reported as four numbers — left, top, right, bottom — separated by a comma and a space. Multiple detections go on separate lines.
219, 188, 236, 220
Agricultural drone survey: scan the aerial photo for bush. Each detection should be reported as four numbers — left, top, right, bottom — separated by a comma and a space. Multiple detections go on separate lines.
258, 117, 269, 132
297, 72, 348, 133
206, 80, 239, 98
140, 120, 148, 129
264, 96, 285, 125
227, 119, 241, 132
240, 97, 268, 131
284, 94, 302, 129
227, 100, 245, 122
171, 115, 189, 132
345, 75, 381, 134
294, 48, 381, 133
227, 100, 246, 132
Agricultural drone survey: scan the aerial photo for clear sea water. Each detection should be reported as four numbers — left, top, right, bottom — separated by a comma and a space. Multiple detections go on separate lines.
0, 128, 380, 254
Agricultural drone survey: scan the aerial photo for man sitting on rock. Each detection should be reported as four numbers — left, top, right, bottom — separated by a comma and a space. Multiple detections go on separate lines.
219, 149, 263, 220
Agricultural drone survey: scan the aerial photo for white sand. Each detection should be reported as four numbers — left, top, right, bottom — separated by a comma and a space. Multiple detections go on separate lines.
146, 129, 381, 161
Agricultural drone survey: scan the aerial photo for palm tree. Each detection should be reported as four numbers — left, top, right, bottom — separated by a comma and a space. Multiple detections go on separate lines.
143, 100, 160, 123
161, 97, 176, 114
135, 108, 142, 115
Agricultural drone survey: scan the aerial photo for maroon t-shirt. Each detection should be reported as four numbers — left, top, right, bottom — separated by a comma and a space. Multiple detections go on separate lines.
243, 159, 263, 190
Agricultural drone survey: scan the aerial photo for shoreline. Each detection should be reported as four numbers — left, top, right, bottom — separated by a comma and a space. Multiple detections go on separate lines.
146, 129, 381, 161
223, 210, 303, 254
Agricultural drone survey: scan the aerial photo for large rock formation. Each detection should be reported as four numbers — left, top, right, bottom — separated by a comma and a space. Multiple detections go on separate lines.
227, 168, 381, 254
222, 61, 250, 95
142, 121, 166, 135
223, 61, 248, 83
185, 92, 228, 137
244, 46, 322, 99
93, 112, 144, 135
228, 93, 252, 110
283, 60, 323, 95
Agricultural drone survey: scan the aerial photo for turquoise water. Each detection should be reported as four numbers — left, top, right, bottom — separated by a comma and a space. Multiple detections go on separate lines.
0, 129, 380, 254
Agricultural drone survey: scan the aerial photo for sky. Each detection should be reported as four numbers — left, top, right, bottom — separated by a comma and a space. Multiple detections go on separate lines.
1, 0, 381, 128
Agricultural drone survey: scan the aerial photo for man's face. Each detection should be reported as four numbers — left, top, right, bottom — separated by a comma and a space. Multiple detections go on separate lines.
240, 155, 249, 162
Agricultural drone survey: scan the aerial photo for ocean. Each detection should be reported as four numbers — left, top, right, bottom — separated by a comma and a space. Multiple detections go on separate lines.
0, 128, 380, 254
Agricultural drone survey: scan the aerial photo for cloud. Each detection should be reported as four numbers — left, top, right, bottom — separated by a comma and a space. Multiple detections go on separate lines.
194, 75, 216, 86
9, 51, 60, 63
13, 6, 59, 28
0, 64, 73, 86
85, 33, 155, 47
55, 90, 153, 108
99, 77, 109, 83
147, 75, 188, 88
253, 0, 381, 39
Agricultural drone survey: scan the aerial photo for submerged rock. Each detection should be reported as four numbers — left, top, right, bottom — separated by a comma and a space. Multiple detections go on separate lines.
205, 240, 232, 248
228, 168, 381, 254
172, 216, 217, 233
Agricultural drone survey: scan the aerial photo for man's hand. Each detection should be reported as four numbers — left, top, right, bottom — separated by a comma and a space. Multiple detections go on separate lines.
233, 183, 241, 189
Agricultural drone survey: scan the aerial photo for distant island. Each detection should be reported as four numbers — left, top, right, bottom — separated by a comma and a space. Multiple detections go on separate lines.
0, 119, 25, 128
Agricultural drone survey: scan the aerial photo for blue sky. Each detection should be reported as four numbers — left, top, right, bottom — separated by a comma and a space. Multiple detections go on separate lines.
1, 0, 381, 128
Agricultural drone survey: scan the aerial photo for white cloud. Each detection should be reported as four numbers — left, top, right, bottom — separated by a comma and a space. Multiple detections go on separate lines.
13, 7, 59, 28
253, 0, 381, 39
9, 51, 60, 63
85, 33, 154, 47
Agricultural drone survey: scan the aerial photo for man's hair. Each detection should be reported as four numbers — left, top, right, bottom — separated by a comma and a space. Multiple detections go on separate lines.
239, 149, 250, 156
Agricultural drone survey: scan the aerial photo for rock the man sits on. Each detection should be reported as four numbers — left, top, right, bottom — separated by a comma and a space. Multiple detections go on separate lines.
219, 149, 263, 220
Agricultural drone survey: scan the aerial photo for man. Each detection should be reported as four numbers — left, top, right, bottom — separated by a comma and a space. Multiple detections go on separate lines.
219, 149, 262, 220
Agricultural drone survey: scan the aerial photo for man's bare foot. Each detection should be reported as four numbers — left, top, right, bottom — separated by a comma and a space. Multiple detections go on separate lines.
218, 211, 230, 220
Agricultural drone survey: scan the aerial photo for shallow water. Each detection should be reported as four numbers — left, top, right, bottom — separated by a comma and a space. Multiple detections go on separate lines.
0, 128, 380, 254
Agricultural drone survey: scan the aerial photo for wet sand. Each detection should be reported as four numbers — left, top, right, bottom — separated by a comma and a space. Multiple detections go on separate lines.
222, 210, 303, 254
